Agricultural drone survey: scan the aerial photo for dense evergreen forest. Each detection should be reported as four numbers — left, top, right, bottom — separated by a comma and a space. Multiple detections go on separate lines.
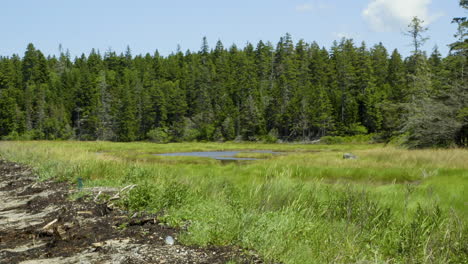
0, 4, 466, 147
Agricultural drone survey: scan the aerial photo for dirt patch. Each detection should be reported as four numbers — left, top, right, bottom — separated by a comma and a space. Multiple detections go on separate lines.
0, 160, 265, 264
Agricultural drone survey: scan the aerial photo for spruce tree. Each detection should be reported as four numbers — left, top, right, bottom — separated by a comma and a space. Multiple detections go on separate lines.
0, 89, 17, 136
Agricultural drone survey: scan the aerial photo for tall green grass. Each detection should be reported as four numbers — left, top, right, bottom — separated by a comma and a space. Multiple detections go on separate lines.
0, 141, 466, 263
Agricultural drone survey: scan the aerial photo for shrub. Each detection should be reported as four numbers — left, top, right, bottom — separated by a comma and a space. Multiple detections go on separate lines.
123, 184, 157, 211
2, 131, 21, 141
320, 136, 345, 144
347, 123, 368, 135
2, 130, 41, 141
320, 134, 374, 144
147, 127, 171, 143
261, 129, 278, 143
123, 181, 190, 212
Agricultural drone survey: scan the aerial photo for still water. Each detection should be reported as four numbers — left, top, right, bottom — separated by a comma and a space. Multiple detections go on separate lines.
154, 150, 279, 161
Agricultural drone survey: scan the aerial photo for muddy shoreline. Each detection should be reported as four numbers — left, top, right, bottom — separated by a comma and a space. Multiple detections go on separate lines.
0, 159, 263, 264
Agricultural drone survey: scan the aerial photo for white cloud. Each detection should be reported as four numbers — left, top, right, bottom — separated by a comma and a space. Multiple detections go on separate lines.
296, 3, 314, 12
362, 0, 443, 32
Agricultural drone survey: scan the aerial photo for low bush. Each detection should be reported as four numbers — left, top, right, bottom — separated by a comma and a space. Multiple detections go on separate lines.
320, 134, 374, 144
147, 127, 171, 143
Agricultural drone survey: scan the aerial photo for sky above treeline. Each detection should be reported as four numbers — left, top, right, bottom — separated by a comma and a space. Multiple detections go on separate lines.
0, 0, 463, 58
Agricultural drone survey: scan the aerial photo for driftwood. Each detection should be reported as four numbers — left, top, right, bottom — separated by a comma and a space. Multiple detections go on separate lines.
42, 219, 58, 230
107, 184, 137, 202
93, 190, 102, 202
40, 218, 62, 240
77, 211, 93, 215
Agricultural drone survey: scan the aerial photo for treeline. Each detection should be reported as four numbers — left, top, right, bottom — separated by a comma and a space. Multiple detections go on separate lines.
0, 9, 466, 147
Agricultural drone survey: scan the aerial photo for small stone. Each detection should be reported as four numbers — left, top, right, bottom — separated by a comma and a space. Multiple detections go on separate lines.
92, 242, 104, 248
343, 153, 358, 159
164, 236, 174, 245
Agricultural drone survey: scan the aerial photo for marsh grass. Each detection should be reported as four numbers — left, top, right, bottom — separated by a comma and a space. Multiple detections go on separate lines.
0, 141, 466, 263
233, 152, 275, 159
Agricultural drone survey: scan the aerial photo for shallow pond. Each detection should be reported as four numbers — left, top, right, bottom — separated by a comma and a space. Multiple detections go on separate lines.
154, 150, 280, 161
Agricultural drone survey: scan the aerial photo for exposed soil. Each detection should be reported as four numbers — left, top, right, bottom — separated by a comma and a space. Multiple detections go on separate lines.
0, 160, 264, 264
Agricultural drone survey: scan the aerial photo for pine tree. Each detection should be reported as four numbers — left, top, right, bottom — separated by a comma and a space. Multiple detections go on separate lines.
73, 57, 98, 140
428, 46, 446, 92
387, 49, 406, 101
310, 85, 334, 137
330, 39, 359, 133
268, 33, 298, 139
355, 42, 382, 132
0, 89, 17, 136
399, 17, 462, 148
370, 43, 389, 99
254, 41, 274, 132
308, 42, 330, 87
96, 71, 115, 140
405, 17, 429, 55
116, 69, 138, 141
22, 43, 38, 85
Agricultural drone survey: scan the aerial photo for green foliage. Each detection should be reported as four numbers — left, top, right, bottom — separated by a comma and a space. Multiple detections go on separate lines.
457, 108, 468, 146
402, 97, 462, 148
320, 134, 373, 144
458, 107, 468, 123
122, 184, 156, 211
346, 122, 368, 135
147, 127, 171, 143
398, 11, 468, 148
123, 181, 189, 212
2, 130, 44, 141
261, 129, 279, 143
0, 92, 17, 136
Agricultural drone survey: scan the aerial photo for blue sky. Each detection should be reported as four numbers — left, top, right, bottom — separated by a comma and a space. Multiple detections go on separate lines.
0, 0, 464, 58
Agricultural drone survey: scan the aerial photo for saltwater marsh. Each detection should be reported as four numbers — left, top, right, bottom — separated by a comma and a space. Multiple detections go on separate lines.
0, 141, 466, 263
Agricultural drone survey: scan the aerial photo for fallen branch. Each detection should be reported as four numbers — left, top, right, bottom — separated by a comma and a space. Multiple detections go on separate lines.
120, 184, 137, 193
93, 190, 102, 202
77, 211, 93, 215
42, 219, 58, 230
107, 184, 137, 202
